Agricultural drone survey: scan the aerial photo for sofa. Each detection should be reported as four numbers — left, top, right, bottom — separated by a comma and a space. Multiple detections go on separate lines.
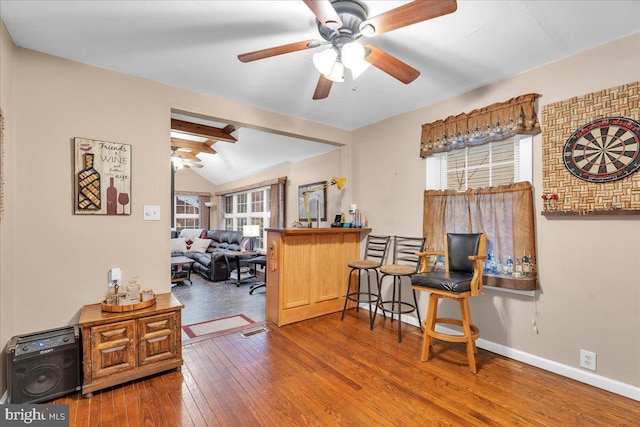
171, 229, 246, 281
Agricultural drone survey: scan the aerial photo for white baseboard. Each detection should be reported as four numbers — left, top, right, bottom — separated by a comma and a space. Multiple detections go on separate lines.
0, 389, 7, 404
364, 304, 640, 402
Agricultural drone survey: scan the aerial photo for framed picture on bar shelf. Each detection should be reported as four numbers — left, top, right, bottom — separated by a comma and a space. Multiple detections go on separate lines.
298, 181, 327, 221
73, 137, 132, 215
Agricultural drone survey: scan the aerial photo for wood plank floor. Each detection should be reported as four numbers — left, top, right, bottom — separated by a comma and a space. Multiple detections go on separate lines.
52, 309, 639, 426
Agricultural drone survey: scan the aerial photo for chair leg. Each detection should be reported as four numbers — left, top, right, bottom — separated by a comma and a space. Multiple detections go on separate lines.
396, 276, 403, 343
355, 270, 361, 312
390, 277, 397, 324
460, 297, 477, 374
366, 269, 375, 329
421, 293, 439, 362
341, 268, 356, 321
412, 289, 422, 332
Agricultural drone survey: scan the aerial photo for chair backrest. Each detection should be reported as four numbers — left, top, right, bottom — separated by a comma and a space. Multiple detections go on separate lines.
445, 233, 485, 273
391, 236, 426, 272
363, 235, 391, 266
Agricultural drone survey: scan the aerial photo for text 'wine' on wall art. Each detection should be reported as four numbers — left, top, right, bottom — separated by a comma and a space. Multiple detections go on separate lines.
74, 137, 131, 215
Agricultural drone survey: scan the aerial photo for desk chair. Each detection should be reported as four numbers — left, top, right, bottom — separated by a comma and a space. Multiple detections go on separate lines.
247, 256, 267, 294
341, 235, 391, 329
373, 236, 426, 343
411, 233, 486, 373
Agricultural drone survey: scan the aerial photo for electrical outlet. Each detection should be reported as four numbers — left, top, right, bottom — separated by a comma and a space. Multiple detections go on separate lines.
580, 349, 597, 371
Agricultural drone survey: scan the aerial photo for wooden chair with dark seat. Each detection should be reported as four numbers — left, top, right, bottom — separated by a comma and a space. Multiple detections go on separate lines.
341, 235, 391, 329
411, 233, 486, 373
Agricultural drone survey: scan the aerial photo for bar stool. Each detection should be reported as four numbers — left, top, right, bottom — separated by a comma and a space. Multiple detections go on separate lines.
341, 235, 391, 329
373, 236, 426, 343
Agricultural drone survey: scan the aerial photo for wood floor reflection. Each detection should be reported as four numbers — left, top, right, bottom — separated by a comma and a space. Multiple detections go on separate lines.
53, 308, 639, 426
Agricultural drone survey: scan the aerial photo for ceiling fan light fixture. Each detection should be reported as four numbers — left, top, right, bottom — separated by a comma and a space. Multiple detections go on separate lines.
313, 48, 337, 75
171, 156, 184, 171
341, 42, 365, 69
349, 59, 371, 80
324, 61, 344, 83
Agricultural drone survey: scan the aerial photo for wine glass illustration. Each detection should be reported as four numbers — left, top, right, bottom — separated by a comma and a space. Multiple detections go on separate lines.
118, 192, 130, 215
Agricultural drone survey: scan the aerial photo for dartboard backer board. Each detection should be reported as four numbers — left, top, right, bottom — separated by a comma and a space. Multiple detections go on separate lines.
563, 117, 640, 183
541, 81, 640, 215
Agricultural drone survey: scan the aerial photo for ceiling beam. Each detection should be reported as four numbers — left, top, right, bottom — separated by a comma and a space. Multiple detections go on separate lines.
171, 119, 237, 143
171, 138, 217, 155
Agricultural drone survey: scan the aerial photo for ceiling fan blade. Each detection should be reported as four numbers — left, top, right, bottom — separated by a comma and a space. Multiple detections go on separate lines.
360, 0, 457, 36
185, 163, 204, 169
312, 75, 333, 100
364, 44, 420, 84
238, 40, 321, 63
303, 0, 343, 30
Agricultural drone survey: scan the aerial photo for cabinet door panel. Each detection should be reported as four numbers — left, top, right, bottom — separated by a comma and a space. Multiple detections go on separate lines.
315, 234, 343, 301
282, 235, 313, 309
138, 313, 177, 366
90, 320, 136, 379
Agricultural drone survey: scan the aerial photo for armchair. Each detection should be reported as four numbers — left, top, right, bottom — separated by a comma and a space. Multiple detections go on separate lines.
411, 233, 486, 373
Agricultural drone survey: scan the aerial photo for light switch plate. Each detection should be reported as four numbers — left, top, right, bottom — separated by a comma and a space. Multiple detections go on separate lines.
143, 205, 160, 221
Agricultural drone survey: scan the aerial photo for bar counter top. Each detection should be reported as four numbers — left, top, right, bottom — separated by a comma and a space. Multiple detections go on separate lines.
266, 227, 371, 235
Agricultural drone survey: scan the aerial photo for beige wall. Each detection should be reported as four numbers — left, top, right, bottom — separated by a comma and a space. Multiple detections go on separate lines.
213, 149, 346, 229
0, 15, 638, 395
173, 167, 216, 195
351, 33, 640, 389
0, 20, 17, 392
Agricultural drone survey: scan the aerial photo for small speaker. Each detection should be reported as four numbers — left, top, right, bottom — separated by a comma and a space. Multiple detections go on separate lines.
7, 326, 81, 404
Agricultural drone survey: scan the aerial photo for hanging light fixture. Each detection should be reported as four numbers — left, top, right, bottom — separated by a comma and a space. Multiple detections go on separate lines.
341, 42, 370, 80
313, 41, 370, 83
324, 60, 345, 82
313, 48, 337, 75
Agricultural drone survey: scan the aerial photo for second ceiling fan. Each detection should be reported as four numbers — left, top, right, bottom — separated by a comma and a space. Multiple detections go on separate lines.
238, 0, 457, 99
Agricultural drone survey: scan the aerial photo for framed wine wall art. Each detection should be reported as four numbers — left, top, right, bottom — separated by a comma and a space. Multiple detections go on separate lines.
73, 137, 131, 215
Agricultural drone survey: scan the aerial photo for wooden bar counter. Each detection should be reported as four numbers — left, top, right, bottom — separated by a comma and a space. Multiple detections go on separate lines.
266, 227, 370, 326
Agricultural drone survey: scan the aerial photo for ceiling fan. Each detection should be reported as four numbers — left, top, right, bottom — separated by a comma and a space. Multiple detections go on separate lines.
171, 150, 204, 169
238, 0, 457, 99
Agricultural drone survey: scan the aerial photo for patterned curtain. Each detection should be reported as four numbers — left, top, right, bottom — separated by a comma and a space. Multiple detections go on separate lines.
420, 93, 541, 158
423, 182, 538, 291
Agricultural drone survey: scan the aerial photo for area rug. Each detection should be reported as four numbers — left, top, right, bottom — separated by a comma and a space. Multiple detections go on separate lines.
182, 314, 255, 339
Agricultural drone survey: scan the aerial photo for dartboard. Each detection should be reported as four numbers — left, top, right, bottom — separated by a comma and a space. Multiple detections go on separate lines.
563, 117, 640, 183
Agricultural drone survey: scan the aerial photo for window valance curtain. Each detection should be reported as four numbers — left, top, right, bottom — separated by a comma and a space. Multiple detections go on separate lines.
420, 93, 541, 158
423, 181, 538, 291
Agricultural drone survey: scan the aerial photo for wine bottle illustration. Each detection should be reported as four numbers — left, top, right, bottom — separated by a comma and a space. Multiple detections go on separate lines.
77, 153, 101, 210
106, 177, 118, 215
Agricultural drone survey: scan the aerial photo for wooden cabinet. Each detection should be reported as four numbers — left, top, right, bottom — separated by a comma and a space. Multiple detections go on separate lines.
266, 228, 369, 326
78, 293, 183, 397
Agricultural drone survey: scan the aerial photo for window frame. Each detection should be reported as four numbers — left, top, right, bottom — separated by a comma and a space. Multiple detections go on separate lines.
222, 186, 271, 250
426, 135, 533, 191
173, 193, 201, 230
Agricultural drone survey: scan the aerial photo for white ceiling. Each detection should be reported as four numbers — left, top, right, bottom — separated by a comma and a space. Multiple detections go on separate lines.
2, 1, 639, 183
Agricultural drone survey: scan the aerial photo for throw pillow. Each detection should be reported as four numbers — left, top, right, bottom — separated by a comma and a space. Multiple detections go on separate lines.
190, 238, 212, 253
170, 238, 188, 253
179, 228, 205, 242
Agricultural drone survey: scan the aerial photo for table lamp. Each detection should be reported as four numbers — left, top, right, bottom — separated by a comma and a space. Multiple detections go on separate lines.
303, 177, 347, 228
242, 224, 260, 250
